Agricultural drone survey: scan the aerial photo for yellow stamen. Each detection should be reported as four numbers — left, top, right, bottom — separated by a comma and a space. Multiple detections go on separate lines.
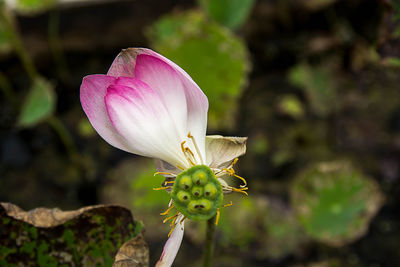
232, 187, 248, 195
163, 213, 178, 224
215, 208, 220, 226
170, 214, 178, 227
228, 158, 239, 169
153, 186, 172, 191
188, 132, 204, 164
154, 171, 174, 176
177, 164, 185, 170
168, 223, 177, 237
165, 181, 175, 185
160, 204, 175, 215
179, 216, 186, 225
222, 168, 248, 187
223, 201, 233, 208
181, 140, 196, 166
184, 146, 195, 158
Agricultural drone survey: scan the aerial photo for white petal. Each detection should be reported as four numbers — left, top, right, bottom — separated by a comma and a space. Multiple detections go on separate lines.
108, 48, 208, 163
156, 214, 185, 267
205, 135, 248, 169
154, 159, 182, 177
105, 77, 189, 168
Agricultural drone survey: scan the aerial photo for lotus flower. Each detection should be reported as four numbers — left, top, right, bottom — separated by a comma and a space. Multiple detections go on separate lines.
80, 48, 247, 267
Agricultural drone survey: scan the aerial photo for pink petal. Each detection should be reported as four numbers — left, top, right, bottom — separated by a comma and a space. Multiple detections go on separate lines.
105, 78, 189, 167
108, 48, 209, 162
80, 74, 133, 152
156, 215, 185, 267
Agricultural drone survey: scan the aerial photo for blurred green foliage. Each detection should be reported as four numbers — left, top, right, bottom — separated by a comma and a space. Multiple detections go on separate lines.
291, 161, 384, 246
260, 199, 305, 259
0, 19, 12, 54
130, 163, 170, 210
289, 62, 337, 116
15, 0, 56, 14
18, 77, 56, 127
147, 10, 250, 130
394, 0, 400, 20
218, 195, 257, 247
277, 94, 305, 119
198, 0, 255, 30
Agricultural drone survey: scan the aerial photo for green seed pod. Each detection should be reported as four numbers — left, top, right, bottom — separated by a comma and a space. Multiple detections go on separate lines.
192, 170, 208, 186
171, 165, 223, 221
177, 191, 191, 203
191, 186, 203, 197
179, 175, 193, 190
204, 183, 217, 199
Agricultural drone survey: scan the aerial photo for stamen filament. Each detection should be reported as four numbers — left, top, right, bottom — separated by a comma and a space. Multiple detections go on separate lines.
181, 140, 196, 166
168, 222, 177, 237
177, 164, 185, 170
223, 201, 233, 208
188, 132, 204, 164
222, 167, 247, 185
170, 214, 178, 227
228, 158, 239, 169
163, 213, 178, 224
232, 187, 248, 195
215, 209, 220, 226
154, 171, 174, 176
153, 186, 172, 191
160, 204, 175, 215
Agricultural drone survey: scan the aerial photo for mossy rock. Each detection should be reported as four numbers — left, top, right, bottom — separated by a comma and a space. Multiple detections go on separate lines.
0, 203, 148, 266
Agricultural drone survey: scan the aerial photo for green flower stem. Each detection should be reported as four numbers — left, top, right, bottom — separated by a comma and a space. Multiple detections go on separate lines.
0, 7, 38, 80
48, 10, 70, 80
47, 116, 78, 160
0, 71, 17, 106
203, 215, 216, 267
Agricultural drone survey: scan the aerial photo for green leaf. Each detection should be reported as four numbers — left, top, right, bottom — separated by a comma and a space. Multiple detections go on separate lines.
15, 0, 57, 14
18, 77, 56, 127
198, 0, 255, 29
147, 10, 250, 130
290, 161, 384, 246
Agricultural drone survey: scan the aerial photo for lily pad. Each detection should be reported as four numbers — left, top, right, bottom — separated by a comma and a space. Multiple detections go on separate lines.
290, 161, 384, 246
147, 10, 250, 130
198, 0, 255, 29
18, 77, 56, 127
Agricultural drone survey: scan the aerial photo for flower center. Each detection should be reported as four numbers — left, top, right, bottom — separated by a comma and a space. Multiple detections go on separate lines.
171, 165, 223, 221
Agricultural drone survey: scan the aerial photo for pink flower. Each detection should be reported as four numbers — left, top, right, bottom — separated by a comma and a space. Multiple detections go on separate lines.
80, 48, 247, 267
80, 48, 208, 168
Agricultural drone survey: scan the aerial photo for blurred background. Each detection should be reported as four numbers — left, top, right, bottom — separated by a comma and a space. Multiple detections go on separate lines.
1, 0, 400, 266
